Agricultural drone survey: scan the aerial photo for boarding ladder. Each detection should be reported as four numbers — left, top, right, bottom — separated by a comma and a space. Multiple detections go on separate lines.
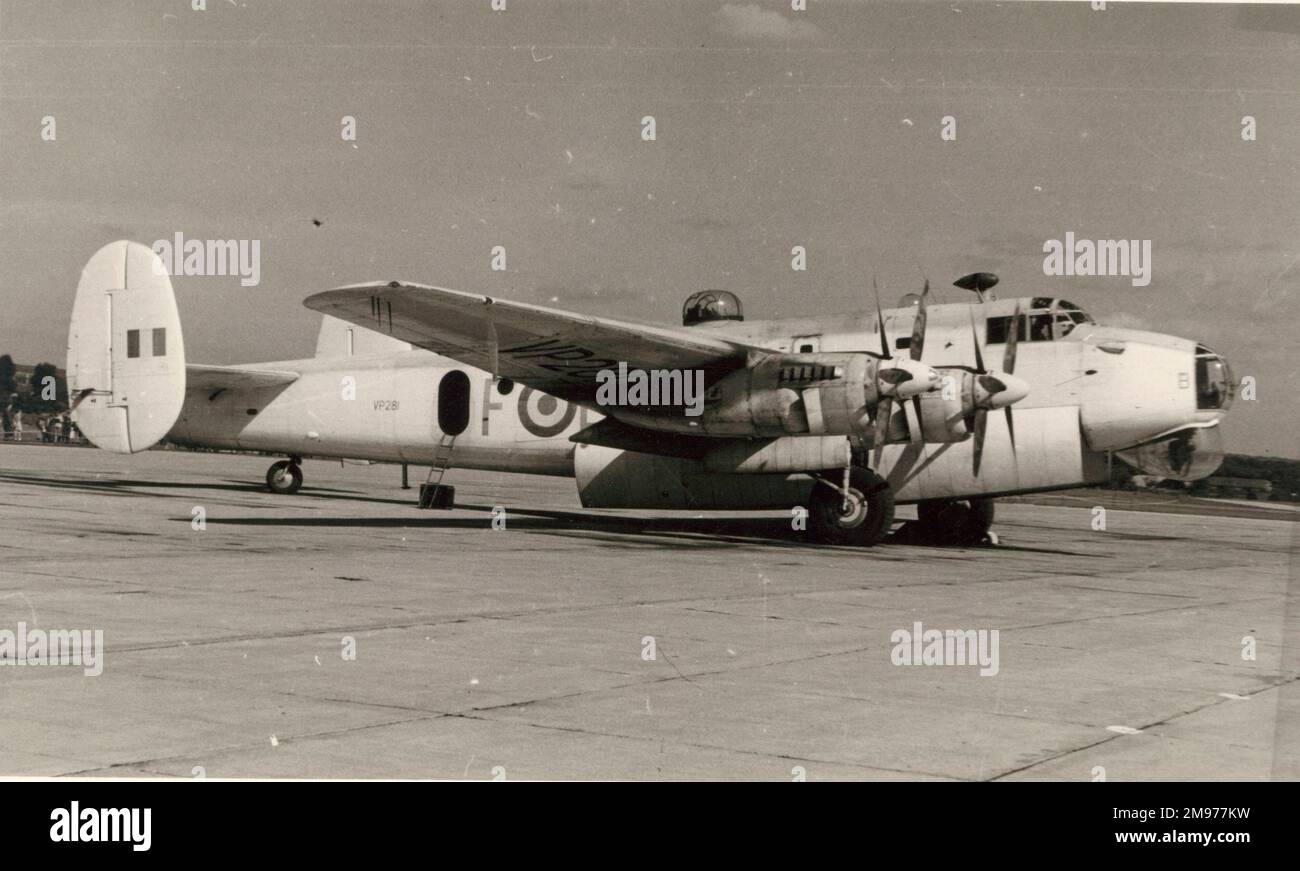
419, 433, 457, 508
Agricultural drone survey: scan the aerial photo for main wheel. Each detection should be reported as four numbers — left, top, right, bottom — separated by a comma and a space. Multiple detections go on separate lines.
266, 460, 303, 494
808, 467, 895, 546
916, 498, 994, 545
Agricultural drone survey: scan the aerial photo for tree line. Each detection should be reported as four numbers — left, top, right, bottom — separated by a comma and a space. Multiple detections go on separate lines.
0, 354, 69, 415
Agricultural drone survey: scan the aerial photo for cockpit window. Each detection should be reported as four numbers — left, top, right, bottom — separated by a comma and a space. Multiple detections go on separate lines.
1030, 313, 1054, 342
988, 302, 1095, 344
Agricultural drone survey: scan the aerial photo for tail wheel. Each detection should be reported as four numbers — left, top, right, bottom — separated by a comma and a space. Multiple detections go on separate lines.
808, 467, 895, 547
266, 460, 303, 494
916, 498, 994, 544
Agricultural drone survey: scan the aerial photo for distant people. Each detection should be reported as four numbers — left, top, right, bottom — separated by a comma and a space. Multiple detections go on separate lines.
12, 412, 21, 442
50, 416, 63, 443
1, 403, 10, 441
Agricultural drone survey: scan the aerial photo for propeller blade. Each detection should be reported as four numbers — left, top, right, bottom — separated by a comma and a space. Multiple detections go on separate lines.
871, 396, 892, 468
972, 409, 987, 476
872, 277, 891, 360
909, 396, 924, 444
909, 280, 929, 361
1004, 303, 1020, 375
977, 374, 1007, 395
1004, 406, 1016, 455
967, 306, 986, 374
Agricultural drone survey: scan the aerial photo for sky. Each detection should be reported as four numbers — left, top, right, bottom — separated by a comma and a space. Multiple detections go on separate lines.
1, 0, 1297, 456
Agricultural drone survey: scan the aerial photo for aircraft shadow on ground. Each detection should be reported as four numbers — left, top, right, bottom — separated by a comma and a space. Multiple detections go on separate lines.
0, 471, 1088, 554
0, 471, 407, 505
201, 503, 1088, 555
203, 503, 855, 552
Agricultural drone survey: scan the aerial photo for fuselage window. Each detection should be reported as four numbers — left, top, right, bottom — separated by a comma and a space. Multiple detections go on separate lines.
126, 329, 140, 358
437, 370, 471, 436
986, 317, 1008, 344
1030, 314, 1054, 342
152, 327, 167, 356
986, 315, 1026, 345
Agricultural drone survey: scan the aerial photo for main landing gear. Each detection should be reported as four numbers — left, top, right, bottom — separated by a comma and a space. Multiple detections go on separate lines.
895, 498, 997, 546
807, 466, 896, 547
265, 457, 303, 494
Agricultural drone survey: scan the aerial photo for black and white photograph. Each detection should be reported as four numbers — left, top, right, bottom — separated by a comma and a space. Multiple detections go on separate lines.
0, 0, 1296, 830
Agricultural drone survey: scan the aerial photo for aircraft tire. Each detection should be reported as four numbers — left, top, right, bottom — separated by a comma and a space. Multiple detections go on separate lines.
808, 467, 895, 546
266, 460, 303, 495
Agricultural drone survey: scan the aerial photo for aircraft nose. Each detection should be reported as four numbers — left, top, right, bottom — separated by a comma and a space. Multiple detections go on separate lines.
984, 371, 1030, 408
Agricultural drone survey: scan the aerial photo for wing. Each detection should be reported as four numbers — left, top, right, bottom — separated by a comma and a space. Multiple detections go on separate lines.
303, 282, 757, 403
186, 363, 299, 391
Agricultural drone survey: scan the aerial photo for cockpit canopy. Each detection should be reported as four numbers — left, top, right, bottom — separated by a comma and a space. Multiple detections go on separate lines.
986, 298, 1095, 344
683, 290, 744, 327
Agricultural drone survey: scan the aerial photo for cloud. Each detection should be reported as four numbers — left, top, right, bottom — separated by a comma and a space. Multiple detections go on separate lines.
711, 3, 824, 43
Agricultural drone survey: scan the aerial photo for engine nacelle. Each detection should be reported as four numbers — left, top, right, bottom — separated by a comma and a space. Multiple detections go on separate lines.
609, 353, 876, 439
912, 390, 970, 443
882, 370, 1007, 446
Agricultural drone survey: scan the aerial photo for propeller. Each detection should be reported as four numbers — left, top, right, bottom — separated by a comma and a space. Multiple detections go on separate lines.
871, 278, 937, 466
966, 303, 1027, 475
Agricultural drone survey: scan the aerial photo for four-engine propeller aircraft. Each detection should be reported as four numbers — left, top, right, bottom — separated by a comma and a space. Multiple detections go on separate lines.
66, 241, 1235, 546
